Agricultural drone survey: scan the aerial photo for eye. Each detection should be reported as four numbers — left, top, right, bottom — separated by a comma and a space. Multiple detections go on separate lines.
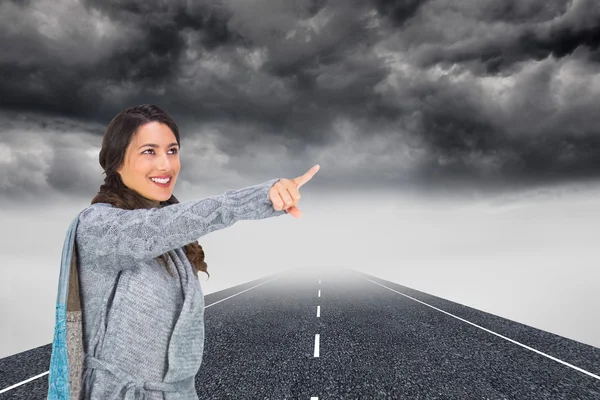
142, 148, 179, 155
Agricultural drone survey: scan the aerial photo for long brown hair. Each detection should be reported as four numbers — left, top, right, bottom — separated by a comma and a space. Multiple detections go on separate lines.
90, 104, 209, 279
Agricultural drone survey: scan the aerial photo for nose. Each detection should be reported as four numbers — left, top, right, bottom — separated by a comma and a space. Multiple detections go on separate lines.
157, 152, 171, 171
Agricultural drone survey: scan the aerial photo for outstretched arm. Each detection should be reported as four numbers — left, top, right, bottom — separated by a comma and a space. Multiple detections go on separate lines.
76, 178, 286, 270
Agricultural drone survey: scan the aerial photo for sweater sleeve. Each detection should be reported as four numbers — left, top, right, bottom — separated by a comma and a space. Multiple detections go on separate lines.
76, 178, 287, 269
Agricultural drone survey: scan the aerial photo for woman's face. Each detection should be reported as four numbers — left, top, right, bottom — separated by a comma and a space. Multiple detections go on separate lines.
117, 121, 181, 203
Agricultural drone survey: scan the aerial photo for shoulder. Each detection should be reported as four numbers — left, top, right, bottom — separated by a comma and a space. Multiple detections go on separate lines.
78, 203, 116, 224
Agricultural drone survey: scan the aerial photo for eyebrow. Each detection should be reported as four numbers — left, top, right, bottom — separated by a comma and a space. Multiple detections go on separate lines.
138, 143, 179, 150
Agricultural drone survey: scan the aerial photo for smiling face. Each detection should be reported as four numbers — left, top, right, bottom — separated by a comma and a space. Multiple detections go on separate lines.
117, 121, 181, 203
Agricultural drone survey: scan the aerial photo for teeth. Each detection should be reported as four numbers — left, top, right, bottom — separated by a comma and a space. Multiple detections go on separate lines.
151, 177, 170, 184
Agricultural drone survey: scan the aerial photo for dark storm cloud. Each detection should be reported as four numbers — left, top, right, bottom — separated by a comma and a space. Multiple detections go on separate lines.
430, 19, 600, 75
384, 58, 600, 189
0, 0, 243, 121
413, 0, 600, 73
1, 0, 600, 199
476, 0, 569, 23
0, 109, 106, 205
83, 0, 244, 55
372, 0, 428, 27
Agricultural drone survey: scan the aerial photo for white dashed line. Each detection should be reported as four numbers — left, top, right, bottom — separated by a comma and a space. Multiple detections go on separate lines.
360, 275, 600, 381
317, 306, 320, 317
318, 289, 321, 297
314, 334, 320, 357
311, 397, 319, 400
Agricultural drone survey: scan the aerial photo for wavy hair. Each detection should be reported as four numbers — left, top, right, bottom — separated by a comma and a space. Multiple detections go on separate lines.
90, 104, 208, 279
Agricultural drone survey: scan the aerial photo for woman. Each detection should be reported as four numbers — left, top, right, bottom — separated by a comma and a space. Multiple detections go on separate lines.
47, 104, 319, 399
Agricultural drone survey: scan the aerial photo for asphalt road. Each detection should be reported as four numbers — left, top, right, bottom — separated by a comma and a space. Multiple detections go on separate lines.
1, 267, 599, 399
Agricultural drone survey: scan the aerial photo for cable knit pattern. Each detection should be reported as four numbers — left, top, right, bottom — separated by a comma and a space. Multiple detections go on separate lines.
71, 178, 284, 399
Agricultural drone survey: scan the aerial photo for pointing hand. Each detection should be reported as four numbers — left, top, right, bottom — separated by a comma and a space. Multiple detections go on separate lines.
269, 164, 320, 218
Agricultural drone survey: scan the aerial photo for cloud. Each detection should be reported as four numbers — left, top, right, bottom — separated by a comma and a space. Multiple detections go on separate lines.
403, 0, 600, 73
1, 0, 600, 206
0, 110, 107, 204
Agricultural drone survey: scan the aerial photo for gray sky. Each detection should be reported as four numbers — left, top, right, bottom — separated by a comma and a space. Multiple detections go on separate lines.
1, 0, 600, 358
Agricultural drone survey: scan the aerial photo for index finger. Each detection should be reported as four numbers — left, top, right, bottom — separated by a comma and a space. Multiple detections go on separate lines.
294, 164, 320, 188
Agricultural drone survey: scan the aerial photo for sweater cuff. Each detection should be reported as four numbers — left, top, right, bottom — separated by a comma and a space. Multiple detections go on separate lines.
223, 178, 288, 220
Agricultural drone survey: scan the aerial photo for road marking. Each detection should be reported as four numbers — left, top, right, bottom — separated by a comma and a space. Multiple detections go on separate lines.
360, 276, 600, 381
318, 289, 321, 297
314, 334, 320, 357
0, 275, 284, 394
205, 275, 281, 309
0, 371, 49, 394
317, 306, 320, 317
319, 278, 321, 284
311, 397, 319, 399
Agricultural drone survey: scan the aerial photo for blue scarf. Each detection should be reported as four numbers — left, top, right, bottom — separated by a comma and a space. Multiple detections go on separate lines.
47, 204, 112, 399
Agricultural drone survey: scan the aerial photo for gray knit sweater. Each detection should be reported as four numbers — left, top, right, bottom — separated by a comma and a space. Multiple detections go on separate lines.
75, 178, 286, 399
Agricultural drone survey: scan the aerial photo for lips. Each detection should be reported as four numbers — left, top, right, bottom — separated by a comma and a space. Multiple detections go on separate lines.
150, 177, 171, 188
